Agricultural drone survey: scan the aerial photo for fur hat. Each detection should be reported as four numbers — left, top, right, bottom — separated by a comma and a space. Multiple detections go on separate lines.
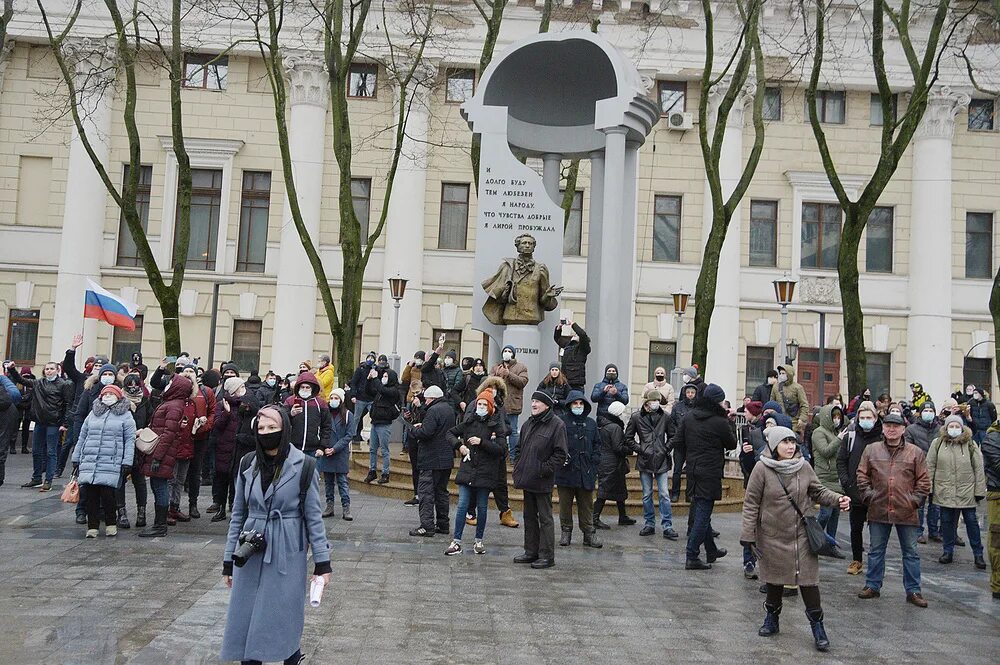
224, 377, 245, 395
642, 388, 665, 403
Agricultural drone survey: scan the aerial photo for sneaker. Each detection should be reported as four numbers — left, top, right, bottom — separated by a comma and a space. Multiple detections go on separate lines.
906, 592, 928, 608
917, 534, 927, 544
322, 502, 336, 518
847, 560, 864, 575
744, 562, 758, 580
364, 470, 377, 484
639, 525, 655, 537
39, 481, 52, 492
473, 541, 486, 555
342, 507, 353, 521
857, 587, 880, 599
21, 479, 42, 488
377, 473, 390, 485
85, 529, 99, 539
663, 528, 679, 541
105, 525, 118, 537
445, 540, 463, 556
404, 496, 420, 506
409, 527, 434, 537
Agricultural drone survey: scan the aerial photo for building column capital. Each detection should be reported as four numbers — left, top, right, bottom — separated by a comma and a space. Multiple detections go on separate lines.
283, 49, 328, 109
909, 85, 971, 141
388, 54, 437, 108
706, 76, 756, 130
61, 37, 117, 83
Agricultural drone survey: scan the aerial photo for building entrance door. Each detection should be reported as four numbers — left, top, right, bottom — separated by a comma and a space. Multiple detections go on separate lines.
796, 348, 841, 407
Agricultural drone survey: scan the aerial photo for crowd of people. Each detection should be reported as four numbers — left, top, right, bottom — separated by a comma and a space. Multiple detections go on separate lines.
1, 320, 999, 662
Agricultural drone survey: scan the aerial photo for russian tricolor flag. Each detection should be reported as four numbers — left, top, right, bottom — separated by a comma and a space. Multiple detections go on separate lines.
84, 279, 138, 330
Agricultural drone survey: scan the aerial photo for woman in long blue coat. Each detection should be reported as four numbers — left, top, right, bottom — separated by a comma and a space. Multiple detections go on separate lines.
317, 388, 354, 519
221, 405, 332, 665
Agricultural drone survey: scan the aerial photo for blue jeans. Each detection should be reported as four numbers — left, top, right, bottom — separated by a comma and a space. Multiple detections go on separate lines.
353, 400, 371, 439
865, 522, 922, 594
639, 471, 673, 530
817, 504, 841, 541
940, 506, 983, 557
323, 472, 350, 506
685, 497, 719, 561
506, 414, 519, 460
32, 424, 60, 482
368, 423, 392, 474
149, 476, 170, 508
919, 498, 941, 538
454, 484, 489, 541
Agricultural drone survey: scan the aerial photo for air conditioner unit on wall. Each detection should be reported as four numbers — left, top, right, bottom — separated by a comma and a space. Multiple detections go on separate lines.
667, 111, 693, 130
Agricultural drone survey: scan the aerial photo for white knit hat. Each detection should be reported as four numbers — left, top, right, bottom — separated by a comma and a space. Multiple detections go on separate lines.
608, 401, 627, 418
423, 385, 444, 399
224, 377, 245, 395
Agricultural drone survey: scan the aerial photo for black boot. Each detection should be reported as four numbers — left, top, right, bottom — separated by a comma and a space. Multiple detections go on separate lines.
189, 501, 201, 519
138, 505, 168, 538
116, 507, 131, 530
583, 530, 603, 548
211, 506, 228, 522
758, 602, 781, 637
806, 608, 829, 651
560, 527, 572, 546
593, 515, 611, 530
135, 506, 147, 528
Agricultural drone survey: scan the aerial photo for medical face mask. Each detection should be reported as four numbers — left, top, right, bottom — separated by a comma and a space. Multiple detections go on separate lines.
778, 373, 788, 383
100, 374, 115, 386
476, 406, 489, 418
502, 351, 513, 362
330, 398, 341, 409
298, 387, 313, 399
101, 394, 117, 406
947, 426, 962, 438
444, 357, 454, 367
921, 411, 934, 423
858, 419, 875, 431
571, 405, 584, 416
646, 401, 661, 411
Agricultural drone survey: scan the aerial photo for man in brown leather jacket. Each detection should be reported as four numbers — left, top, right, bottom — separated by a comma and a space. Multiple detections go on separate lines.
855, 412, 932, 607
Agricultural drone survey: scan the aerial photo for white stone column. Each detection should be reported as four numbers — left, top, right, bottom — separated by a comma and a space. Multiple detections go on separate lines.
701, 80, 754, 395
377, 69, 431, 362
270, 52, 328, 373
906, 87, 969, 404
618, 142, 641, 381
594, 128, 628, 374
585, 150, 606, 387
50, 39, 116, 361
541, 153, 561, 203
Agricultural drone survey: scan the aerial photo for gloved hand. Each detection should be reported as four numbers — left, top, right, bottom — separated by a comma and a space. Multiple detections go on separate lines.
121, 465, 132, 476
975, 495, 985, 502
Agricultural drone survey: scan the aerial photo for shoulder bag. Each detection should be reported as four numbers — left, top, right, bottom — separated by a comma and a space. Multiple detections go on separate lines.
772, 469, 839, 558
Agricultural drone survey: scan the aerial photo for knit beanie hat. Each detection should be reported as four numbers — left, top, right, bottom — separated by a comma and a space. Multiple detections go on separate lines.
330, 388, 346, 405
423, 385, 444, 399
476, 390, 496, 415
766, 425, 798, 452
300, 360, 312, 370
224, 377, 245, 395
100, 385, 124, 401
202, 369, 221, 389
608, 401, 627, 418
920, 400, 936, 413
703, 383, 726, 403
683, 367, 698, 380
944, 415, 965, 429
941, 397, 958, 411
531, 390, 555, 408
856, 400, 878, 418
549, 362, 561, 371
256, 405, 283, 430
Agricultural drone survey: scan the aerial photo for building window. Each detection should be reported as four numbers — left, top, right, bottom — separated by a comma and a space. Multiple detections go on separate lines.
865, 352, 891, 398
763, 87, 782, 121
111, 315, 144, 364
808, 90, 846, 124
801, 202, 842, 270
968, 99, 995, 131
749, 200, 778, 267
561, 189, 583, 257
964, 357, 993, 395
16, 155, 53, 226
351, 178, 372, 245
432, 329, 462, 357
445, 69, 475, 103
745, 346, 774, 397
966, 212, 993, 279
869, 93, 897, 126
5, 309, 40, 366
236, 171, 271, 273
657, 81, 686, 115
116, 165, 153, 267
648, 341, 677, 381
232, 320, 262, 373
176, 168, 223, 270
183, 53, 228, 90
865, 206, 893, 273
438, 183, 470, 250
652, 195, 682, 262
348, 63, 378, 99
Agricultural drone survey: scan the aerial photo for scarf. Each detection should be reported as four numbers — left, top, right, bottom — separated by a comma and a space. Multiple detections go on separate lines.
528, 406, 553, 426
759, 454, 806, 477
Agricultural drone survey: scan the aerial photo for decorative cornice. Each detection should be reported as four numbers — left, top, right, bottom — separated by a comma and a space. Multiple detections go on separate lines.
785, 170, 868, 198
282, 50, 328, 109
909, 85, 972, 141
157, 135, 245, 158
62, 37, 117, 82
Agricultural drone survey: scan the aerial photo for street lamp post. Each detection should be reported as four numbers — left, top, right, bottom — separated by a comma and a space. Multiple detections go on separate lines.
773, 276, 797, 370
208, 281, 236, 369
388, 276, 408, 374
670, 289, 690, 391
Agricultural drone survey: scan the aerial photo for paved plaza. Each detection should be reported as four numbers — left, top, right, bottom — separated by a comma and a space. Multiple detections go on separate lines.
0, 453, 996, 665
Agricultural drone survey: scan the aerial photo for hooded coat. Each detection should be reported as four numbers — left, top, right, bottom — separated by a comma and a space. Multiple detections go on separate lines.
74, 396, 136, 488
672, 397, 738, 501
221, 413, 332, 663
927, 426, 987, 508
968, 396, 997, 442
367, 366, 401, 424
556, 391, 599, 490
982, 423, 1000, 491
770, 366, 810, 430
590, 364, 629, 418
141, 376, 194, 480
450, 409, 506, 489
740, 447, 843, 586
596, 412, 630, 501
314, 363, 335, 400
811, 404, 845, 492
73, 365, 119, 430
283, 372, 333, 454
625, 404, 675, 476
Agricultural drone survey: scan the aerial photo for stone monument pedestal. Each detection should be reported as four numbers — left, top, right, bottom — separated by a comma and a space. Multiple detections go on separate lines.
502, 325, 542, 391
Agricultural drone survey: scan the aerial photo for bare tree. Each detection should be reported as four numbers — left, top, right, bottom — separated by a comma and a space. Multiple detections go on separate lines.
804, 0, 969, 396
0, 0, 12, 56
690, 0, 767, 370
470, 0, 508, 189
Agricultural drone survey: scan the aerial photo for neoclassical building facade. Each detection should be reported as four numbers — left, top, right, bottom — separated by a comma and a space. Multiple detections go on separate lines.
1, 2, 998, 408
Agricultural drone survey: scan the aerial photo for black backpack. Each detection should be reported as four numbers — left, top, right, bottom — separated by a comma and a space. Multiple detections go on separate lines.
238, 451, 317, 517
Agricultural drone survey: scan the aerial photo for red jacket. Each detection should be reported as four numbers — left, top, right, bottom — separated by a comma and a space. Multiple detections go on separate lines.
141, 376, 195, 478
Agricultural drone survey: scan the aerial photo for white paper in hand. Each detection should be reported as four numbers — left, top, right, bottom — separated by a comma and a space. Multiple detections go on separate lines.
309, 577, 325, 607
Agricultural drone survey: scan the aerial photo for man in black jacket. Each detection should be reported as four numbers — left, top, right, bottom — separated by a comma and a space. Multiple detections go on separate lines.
751, 370, 778, 405
554, 320, 590, 392
365, 355, 400, 485
349, 352, 378, 442
672, 384, 737, 570
8, 361, 74, 491
408, 386, 455, 537
837, 400, 884, 574
512, 391, 569, 569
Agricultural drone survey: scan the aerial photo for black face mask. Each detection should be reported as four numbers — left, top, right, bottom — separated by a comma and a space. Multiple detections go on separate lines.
607, 374, 617, 382
258, 431, 282, 450
655, 375, 665, 381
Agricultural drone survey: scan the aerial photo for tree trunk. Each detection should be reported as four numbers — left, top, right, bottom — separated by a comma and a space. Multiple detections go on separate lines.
470, 0, 507, 188
991, 266, 1000, 391
691, 202, 730, 369
838, 208, 866, 396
